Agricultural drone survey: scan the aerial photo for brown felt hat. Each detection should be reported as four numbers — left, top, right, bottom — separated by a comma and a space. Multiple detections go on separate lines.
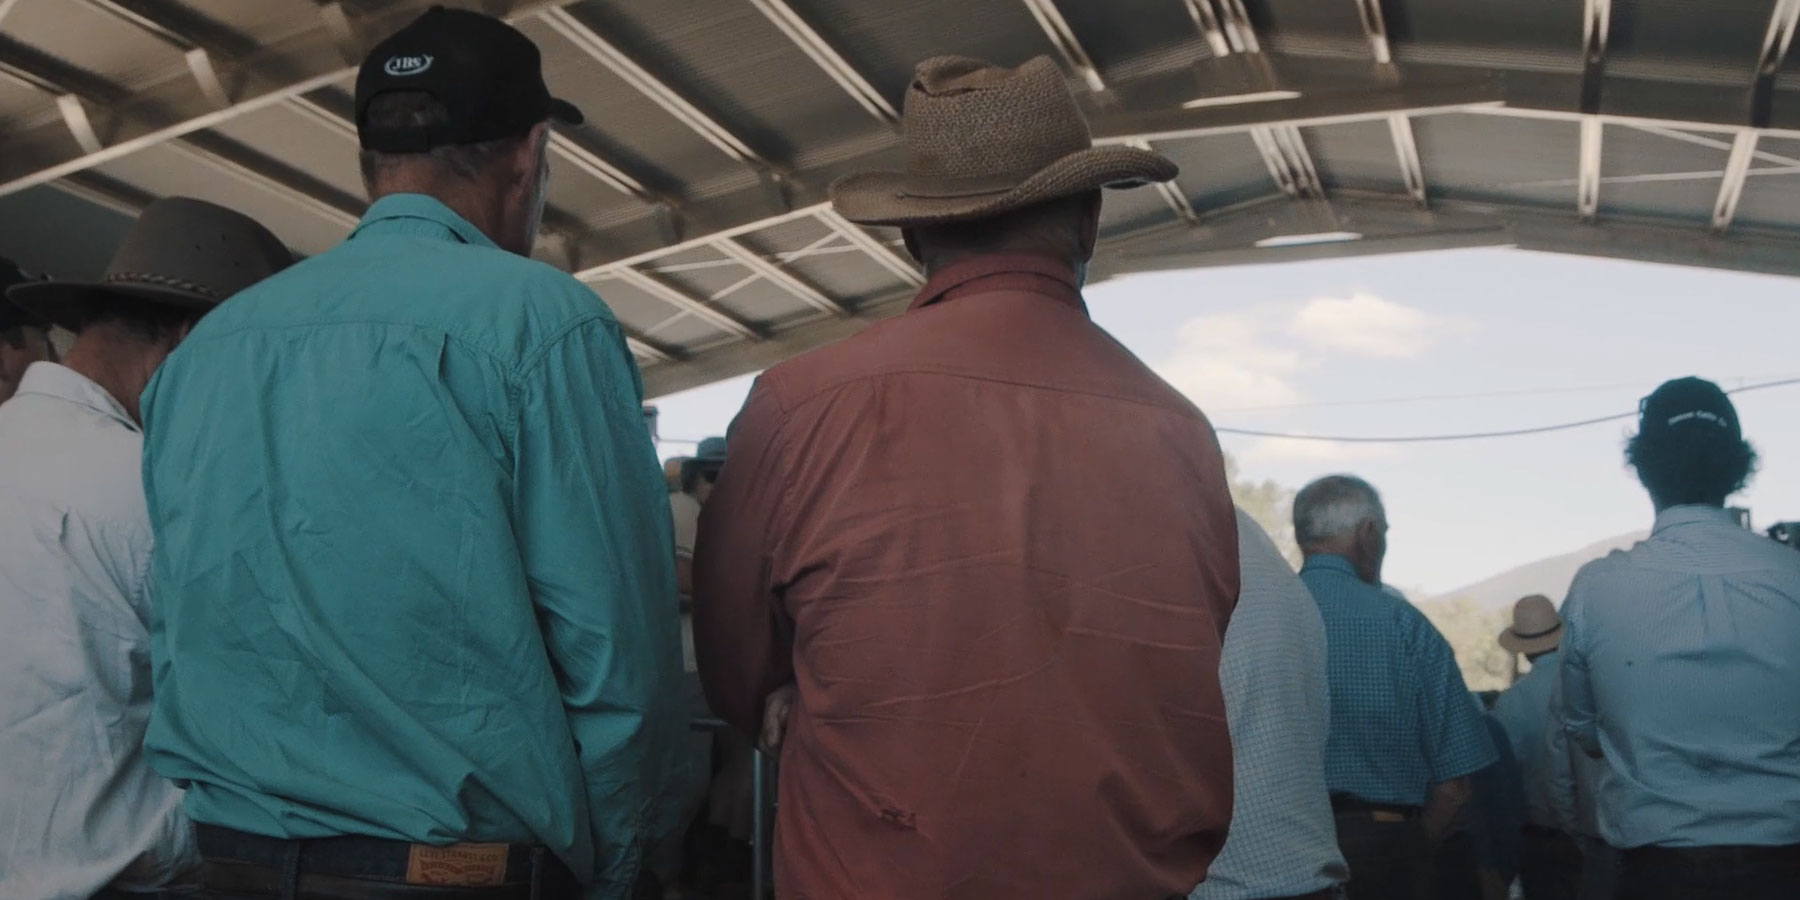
5, 196, 293, 332
829, 55, 1178, 227
1498, 594, 1564, 656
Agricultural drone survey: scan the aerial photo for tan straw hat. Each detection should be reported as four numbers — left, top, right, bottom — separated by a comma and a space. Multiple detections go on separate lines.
5, 196, 293, 332
1498, 594, 1564, 655
829, 55, 1178, 227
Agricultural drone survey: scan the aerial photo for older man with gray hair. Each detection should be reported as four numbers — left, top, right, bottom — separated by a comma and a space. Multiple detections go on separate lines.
1294, 474, 1495, 900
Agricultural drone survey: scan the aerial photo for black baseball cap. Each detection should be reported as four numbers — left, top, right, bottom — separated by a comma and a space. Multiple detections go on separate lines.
1639, 376, 1740, 442
355, 5, 582, 153
0, 258, 48, 331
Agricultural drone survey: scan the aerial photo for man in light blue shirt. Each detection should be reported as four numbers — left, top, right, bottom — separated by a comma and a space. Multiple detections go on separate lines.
1555, 377, 1800, 900
1294, 475, 1496, 900
1191, 509, 1347, 900
1492, 594, 1598, 900
140, 9, 683, 900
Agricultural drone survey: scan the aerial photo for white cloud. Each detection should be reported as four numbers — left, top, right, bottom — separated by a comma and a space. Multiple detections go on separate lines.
1155, 313, 1305, 410
1289, 291, 1460, 359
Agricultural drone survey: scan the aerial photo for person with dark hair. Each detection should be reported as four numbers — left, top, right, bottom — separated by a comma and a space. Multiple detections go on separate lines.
694, 55, 1239, 900
134, 8, 684, 900
1553, 376, 1800, 900
0, 258, 56, 404
0, 198, 292, 900
1292, 474, 1497, 900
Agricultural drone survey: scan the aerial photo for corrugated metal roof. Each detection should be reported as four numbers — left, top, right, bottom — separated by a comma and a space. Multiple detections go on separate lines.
4, 0, 1800, 398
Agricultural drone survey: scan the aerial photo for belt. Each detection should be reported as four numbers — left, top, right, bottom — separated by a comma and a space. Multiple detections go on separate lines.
1330, 795, 1421, 823
196, 825, 578, 899
1621, 843, 1800, 866
1522, 824, 1568, 838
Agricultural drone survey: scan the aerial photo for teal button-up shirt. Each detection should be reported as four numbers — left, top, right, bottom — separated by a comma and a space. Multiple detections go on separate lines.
139, 195, 684, 895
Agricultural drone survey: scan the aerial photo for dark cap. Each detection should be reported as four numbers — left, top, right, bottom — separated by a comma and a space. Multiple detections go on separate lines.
355, 6, 582, 152
1639, 376, 1740, 442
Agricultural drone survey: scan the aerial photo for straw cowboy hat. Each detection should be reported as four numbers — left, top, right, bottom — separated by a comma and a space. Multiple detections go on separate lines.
1498, 594, 1563, 655
829, 55, 1178, 227
5, 196, 293, 332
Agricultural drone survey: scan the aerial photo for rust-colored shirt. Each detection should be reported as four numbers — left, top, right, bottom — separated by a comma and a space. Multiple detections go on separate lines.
694, 253, 1239, 900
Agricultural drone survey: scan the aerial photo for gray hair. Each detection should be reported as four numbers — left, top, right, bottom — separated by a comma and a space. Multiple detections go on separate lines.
357, 91, 539, 188
1293, 474, 1385, 546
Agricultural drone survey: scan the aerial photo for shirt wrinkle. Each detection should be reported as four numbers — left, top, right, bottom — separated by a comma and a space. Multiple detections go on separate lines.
138, 191, 683, 893
694, 251, 1237, 900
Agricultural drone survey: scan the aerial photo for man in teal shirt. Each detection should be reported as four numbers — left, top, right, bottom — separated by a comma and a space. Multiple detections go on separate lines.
139, 9, 683, 899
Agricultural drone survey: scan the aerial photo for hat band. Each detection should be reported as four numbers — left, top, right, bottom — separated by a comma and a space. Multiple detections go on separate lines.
105, 271, 219, 299
894, 166, 1055, 200
1511, 622, 1562, 640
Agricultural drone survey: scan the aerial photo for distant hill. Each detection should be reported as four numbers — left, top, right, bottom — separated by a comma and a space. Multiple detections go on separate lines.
1428, 530, 1649, 610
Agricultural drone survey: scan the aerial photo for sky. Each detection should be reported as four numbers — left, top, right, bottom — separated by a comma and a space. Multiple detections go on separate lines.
650, 246, 1800, 596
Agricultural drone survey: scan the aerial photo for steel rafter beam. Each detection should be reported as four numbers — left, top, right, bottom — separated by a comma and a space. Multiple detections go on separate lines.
1020, 0, 1104, 92
1182, 2, 1325, 203
1574, 1, 1613, 221
1020, 0, 1199, 223
1712, 131, 1759, 232
626, 335, 677, 364
74, 0, 261, 108
0, 0, 586, 201
0, 36, 361, 229
1249, 125, 1324, 199
1577, 117, 1603, 221
1349, 1, 1424, 206
711, 237, 847, 316
745, 0, 896, 123
609, 266, 763, 342
1713, 0, 1800, 232
537, 7, 774, 174
814, 209, 924, 287
1386, 113, 1428, 207
1354, 0, 1394, 65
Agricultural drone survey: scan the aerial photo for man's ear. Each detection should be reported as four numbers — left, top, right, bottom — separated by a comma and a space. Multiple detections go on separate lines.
515, 121, 550, 185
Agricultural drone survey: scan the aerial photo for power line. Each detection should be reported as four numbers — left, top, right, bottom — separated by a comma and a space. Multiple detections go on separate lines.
1207, 375, 1799, 413
1215, 376, 1800, 444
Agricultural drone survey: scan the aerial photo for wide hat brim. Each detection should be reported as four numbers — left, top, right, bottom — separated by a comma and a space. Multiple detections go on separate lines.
830, 144, 1179, 228
1498, 621, 1563, 655
5, 280, 216, 333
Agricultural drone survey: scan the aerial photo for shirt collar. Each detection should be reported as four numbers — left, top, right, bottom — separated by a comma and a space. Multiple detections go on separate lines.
12, 362, 137, 433
1300, 553, 1358, 577
349, 193, 497, 249
909, 252, 1085, 314
1652, 504, 1740, 535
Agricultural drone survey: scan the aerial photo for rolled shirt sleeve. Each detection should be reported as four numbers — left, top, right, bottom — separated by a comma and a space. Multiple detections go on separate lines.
692, 377, 795, 739
1416, 626, 1499, 783
511, 316, 686, 895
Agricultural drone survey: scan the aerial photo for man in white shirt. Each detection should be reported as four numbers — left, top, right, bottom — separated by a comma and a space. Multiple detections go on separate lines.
1554, 376, 1800, 900
1191, 508, 1347, 900
0, 197, 291, 900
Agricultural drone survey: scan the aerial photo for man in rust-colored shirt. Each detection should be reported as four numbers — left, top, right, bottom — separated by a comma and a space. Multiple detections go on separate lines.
694, 55, 1239, 900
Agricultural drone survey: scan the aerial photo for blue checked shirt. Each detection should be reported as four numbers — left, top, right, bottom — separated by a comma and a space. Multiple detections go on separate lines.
1191, 511, 1348, 900
1556, 504, 1800, 849
1300, 554, 1496, 806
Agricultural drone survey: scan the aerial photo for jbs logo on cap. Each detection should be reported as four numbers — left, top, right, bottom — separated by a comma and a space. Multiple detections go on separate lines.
384, 54, 434, 76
